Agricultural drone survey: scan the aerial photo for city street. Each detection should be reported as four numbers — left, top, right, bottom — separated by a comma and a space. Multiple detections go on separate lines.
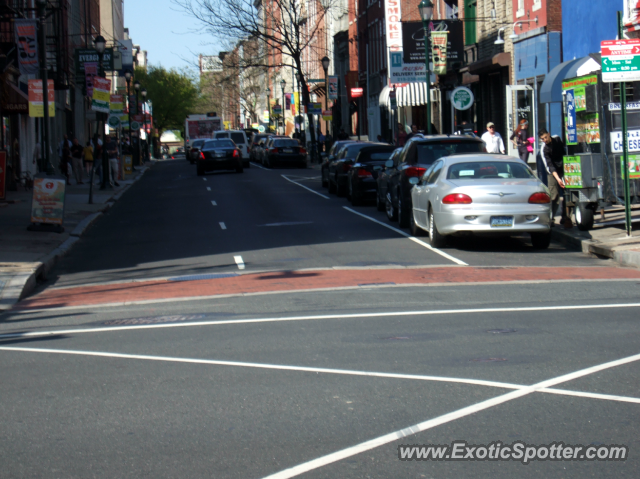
1, 158, 640, 478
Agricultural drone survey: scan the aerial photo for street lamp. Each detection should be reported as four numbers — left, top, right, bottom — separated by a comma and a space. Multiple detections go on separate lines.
133, 79, 141, 165
419, 0, 433, 135
35, 0, 51, 174
321, 56, 330, 138
266, 87, 271, 132
141, 88, 148, 162
280, 79, 286, 134
124, 69, 132, 164
93, 35, 110, 190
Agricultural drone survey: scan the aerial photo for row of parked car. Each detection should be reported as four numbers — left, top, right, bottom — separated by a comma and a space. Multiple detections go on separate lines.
249, 134, 308, 168
320, 134, 553, 249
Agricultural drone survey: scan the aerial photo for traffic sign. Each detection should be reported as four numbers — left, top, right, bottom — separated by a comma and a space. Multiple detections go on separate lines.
130, 120, 140, 130
601, 39, 640, 83
108, 115, 120, 127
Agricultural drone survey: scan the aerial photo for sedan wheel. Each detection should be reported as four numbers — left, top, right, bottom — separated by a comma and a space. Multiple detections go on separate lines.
428, 209, 446, 248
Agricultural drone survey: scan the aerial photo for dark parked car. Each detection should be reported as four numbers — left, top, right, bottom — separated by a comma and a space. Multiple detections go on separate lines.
197, 139, 243, 175
383, 136, 487, 227
188, 139, 206, 164
328, 142, 386, 196
321, 140, 355, 187
260, 135, 291, 166
376, 148, 403, 211
346, 145, 398, 206
250, 133, 270, 163
263, 138, 306, 168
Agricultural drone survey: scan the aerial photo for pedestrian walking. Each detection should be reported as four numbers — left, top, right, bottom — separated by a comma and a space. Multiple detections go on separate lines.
510, 119, 530, 162
83, 140, 94, 176
539, 129, 571, 228
105, 135, 120, 187
70, 138, 84, 184
481, 122, 506, 154
396, 123, 408, 147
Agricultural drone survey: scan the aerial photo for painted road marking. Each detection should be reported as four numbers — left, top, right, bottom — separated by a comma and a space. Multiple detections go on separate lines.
211, 200, 217, 206
343, 207, 467, 266
260, 351, 640, 479
282, 175, 330, 199
234, 255, 245, 270
219, 222, 226, 230
252, 162, 268, 170
1, 346, 638, 407
206, 187, 211, 191
3, 302, 640, 339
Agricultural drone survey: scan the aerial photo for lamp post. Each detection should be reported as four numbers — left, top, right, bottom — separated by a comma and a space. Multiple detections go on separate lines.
133, 79, 141, 165
93, 35, 109, 190
419, 0, 433, 135
266, 87, 271, 132
280, 79, 286, 135
141, 88, 148, 162
321, 56, 330, 137
124, 69, 132, 162
36, 0, 50, 173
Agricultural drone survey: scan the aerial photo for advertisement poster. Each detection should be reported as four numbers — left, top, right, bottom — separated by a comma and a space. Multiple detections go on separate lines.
402, 20, 463, 65
74, 48, 114, 79
565, 89, 577, 145
576, 113, 600, 144
30, 177, 66, 225
328, 76, 338, 100
84, 62, 97, 97
124, 155, 133, 174
307, 103, 322, 114
431, 31, 448, 75
91, 77, 111, 113
563, 156, 583, 188
0, 151, 6, 201
15, 20, 39, 75
322, 110, 332, 121
28, 80, 55, 118
574, 86, 586, 111
623, 155, 640, 179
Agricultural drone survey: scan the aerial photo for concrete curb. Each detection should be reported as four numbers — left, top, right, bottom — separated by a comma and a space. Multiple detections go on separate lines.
71, 212, 103, 237
552, 227, 640, 269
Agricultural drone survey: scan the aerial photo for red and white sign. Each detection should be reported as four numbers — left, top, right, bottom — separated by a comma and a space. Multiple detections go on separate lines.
385, 0, 402, 52
601, 39, 640, 83
351, 87, 363, 98
601, 39, 640, 56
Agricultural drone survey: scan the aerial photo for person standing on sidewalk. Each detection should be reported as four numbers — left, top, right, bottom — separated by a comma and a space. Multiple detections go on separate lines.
510, 119, 530, 162
539, 128, 571, 228
83, 140, 94, 177
70, 138, 84, 184
105, 135, 120, 187
481, 122, 506, 154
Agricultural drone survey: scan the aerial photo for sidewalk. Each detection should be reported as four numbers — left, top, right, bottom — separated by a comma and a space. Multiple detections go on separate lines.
0, 163, 153, 310
551, 206, 640, 269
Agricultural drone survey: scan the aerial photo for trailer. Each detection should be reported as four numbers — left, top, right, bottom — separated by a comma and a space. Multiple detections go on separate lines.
561, 73, 640, 230
184, 114, 222, 151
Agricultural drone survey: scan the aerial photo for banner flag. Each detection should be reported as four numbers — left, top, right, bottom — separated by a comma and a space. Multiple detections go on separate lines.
15, 20, 39, 75
432, 31, 448, 75
28, 80, 55, 117
91, 77, 111, 113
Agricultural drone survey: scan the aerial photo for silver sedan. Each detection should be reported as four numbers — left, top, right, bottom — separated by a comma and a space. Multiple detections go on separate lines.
409, 154, 552, 249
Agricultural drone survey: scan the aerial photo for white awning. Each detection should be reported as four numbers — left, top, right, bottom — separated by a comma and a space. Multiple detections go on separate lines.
397, 83, 429, 107
379, 85, 392, 109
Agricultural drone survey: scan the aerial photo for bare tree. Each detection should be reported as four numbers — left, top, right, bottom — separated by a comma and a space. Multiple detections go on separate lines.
174, 0, 337, 148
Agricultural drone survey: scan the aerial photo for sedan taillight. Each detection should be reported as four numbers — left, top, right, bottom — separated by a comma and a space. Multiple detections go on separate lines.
528, 192, 551, 204
233, 149, 239, 158
357, 168, 372, 178
405, 167, 426, 177
442, 193, 473, 204
200, 151, 205, 160
270, 147, 279, 153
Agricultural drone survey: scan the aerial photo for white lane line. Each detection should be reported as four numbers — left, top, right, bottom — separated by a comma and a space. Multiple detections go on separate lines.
234, 255, 245, 270
3, 302, 640, 339
211, 200, 217, 206
343, 207, 467, 266
206, 186, 211, 191
2, 346, 639, 407
281, 175, 329, 199
219, 222, 226, 230
252, 162, 268, 170
260, 351, 640, 479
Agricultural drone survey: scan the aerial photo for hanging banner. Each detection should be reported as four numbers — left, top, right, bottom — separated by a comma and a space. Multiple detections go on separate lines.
28, 80, 55, 117
565, 89, 578, 145
328, 76, 338, 100
385, 0, 403, 65
91, 77, 111, 113
15, 20, 39, 75
291, 92, 298, 114
431, 31, 448, 75
30, 177, 66, 225
285, 93, 292, 110
118, 39, 134, 75
322, 110, 333, 121
84, 62, 97, 97
402, 21, 463, 65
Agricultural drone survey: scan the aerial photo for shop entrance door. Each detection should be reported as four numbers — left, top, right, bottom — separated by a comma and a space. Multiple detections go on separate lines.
506, 85, 537, 163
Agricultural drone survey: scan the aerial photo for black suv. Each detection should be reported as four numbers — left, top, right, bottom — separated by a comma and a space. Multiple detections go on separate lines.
382, 135, 487, 227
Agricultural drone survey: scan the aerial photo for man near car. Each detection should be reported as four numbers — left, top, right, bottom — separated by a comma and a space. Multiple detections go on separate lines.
539, 129, 571, 228
481, 122, 505, 154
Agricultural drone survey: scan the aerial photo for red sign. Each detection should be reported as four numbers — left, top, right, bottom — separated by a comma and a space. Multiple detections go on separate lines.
0, 151, 6, 200
351, 87, 363, 98
601, 39, 640, 56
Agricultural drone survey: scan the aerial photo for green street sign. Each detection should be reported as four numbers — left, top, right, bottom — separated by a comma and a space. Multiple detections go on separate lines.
108, 115, 120, 127
451, 86, 474, 111
601, 39, 640, 83
130, 121, 140, 130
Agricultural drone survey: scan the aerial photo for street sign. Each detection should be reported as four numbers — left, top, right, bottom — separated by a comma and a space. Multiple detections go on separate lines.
130, 121, 140, 130
108, 115, 120, 127
601, 39, 640, 83
351, 87, 363, 98
451, 86, 474, 110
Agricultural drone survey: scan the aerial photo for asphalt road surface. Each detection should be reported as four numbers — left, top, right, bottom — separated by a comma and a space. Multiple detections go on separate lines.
1, 158, 639, 479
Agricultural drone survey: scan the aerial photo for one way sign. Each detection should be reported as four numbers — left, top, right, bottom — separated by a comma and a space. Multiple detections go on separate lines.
601, 39, 640, 83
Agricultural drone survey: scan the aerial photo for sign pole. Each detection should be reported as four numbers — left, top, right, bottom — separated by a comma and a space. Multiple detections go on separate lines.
618, 11, 632, 237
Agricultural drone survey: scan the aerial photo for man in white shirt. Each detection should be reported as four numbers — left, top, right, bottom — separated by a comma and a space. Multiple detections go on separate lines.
481, 122, 505, 154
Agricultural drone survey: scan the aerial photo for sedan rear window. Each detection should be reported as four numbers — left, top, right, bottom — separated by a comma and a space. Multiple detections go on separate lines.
274, 140, 299, 147
231, 133, 246, 144
204, 139, 235, 149
416, 141, 485, 164
446, 161, 535, 180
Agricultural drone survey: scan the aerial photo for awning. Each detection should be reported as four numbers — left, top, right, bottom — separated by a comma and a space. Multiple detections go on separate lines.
539, 55, 602, 103
397, 83, 430, 107
379, 85, 391, 109
467, 52, 511, 75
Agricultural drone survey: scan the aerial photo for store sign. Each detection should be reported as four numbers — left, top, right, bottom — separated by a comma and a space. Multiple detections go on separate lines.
75, 48, 115, 77
389, 51, 434, 83
565, 89, 577, 145
609, 102, 640, 110
610, 129, 640, 153
28, 79, 55, 117
328, 76, 338, 100
432, 32, 448, 75
385, 0, 403, 58
350, 88, 363, 98
402, 21, 463, 65
451, 86, 474, 110
602, 39, 640, 82
272, 104, 282, 115
322, 110, 333, 121
624, 155, 640, 179
562, 156, 583, 188
30, 177, 66, 225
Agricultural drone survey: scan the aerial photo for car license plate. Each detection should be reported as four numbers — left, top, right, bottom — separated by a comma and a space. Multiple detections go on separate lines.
215, 151, 224, 158
283, 149, 293, 153
490, 216, 513, 227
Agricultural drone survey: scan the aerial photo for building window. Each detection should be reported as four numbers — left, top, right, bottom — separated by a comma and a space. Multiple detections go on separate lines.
516, 0, 525, 18
532, 0, 542, 12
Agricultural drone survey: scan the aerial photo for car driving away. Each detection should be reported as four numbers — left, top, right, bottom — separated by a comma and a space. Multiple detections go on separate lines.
347, 145, 397, 206
197, 138, 243, 175
263, 137, 306, 168
213, 130, 250, 168
409, 154, 552, 249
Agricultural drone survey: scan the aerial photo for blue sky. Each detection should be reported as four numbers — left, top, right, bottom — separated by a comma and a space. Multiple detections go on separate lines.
124, 0, 219, 72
